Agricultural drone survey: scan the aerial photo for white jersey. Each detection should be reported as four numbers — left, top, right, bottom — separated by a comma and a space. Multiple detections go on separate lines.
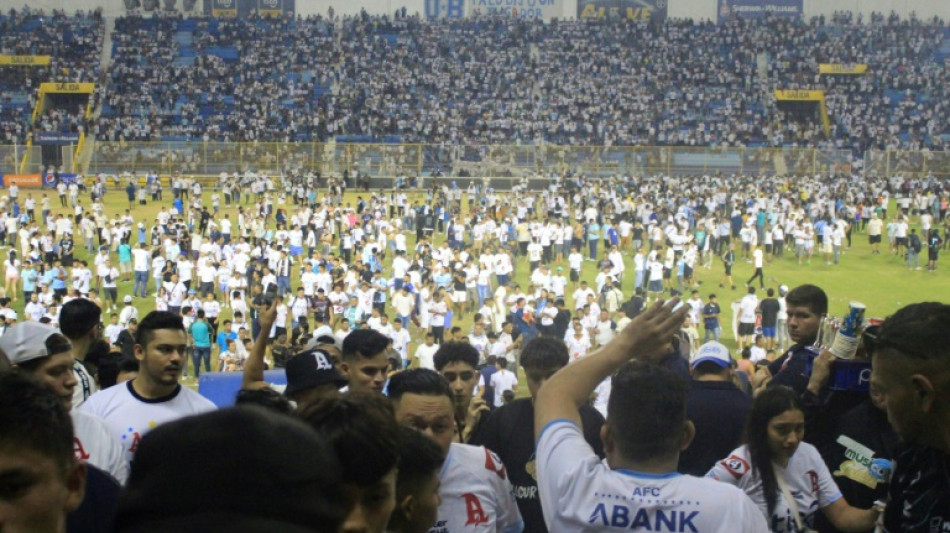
707, 443, 842, 532
72, 410, 129, 484
538, 421, 767, 533
72, 360, 98, 408
79, 381, 216, 465
431, 442, 523, 533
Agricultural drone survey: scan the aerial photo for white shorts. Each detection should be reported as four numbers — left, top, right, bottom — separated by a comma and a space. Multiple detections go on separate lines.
453, 290, 467, 303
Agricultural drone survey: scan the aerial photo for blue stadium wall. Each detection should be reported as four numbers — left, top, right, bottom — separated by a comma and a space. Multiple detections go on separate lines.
2, 0, 948, 23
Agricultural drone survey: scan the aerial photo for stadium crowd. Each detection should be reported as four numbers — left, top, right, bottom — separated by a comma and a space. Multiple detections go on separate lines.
0, 7, 104, 144
25, 10, 945, 153
0, 166, 949, 532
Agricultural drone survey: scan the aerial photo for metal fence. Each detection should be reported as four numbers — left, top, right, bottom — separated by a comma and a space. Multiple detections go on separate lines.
86, 141, 861, 179
0, 145, 19, 174
864, 149, 950, 180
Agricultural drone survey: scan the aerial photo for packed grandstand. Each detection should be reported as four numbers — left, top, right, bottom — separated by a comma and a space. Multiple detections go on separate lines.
1, 7, 949, 157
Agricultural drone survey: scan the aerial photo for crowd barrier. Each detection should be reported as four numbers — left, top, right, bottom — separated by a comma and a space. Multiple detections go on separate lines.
197, 369, 287, 408
7, 141, 950, 183
85, 141, 860, 179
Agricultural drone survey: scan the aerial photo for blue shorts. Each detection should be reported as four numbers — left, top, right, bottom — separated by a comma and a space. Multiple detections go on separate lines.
762, 326, 776, 338
290, 245, 302, 256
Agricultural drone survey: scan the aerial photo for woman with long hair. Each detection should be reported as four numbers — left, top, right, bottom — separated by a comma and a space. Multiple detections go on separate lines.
708, 386, 878, 532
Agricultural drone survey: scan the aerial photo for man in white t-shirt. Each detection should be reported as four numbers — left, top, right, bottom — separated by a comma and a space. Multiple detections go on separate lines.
534, 300, 767, 532
1, 321, 129, 483
737, 286, 759, 350
389, 369, 524, 533
489, 358, 518, 407
80, 311, 216, 465
413, 332, 439, 370
132, 242, 151, 298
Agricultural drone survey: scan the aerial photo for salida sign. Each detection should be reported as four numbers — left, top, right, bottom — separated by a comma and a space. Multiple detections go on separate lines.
577, 0, 666, 21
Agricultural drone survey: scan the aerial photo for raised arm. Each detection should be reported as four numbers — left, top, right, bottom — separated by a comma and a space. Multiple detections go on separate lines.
535, 299, 687, 441
241, 300, 277, 390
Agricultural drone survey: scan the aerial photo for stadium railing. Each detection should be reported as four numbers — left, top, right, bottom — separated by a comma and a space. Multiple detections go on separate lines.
85, 142, 866, 182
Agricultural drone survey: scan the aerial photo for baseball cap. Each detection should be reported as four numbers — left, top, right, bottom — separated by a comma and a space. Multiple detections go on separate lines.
690, 341, 732, 368
285, 349, 348, 396
0, 322, 71, 365
124, 295, 133, 303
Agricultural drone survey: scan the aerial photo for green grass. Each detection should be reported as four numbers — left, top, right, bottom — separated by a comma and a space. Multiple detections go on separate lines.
9, 187, 949, 388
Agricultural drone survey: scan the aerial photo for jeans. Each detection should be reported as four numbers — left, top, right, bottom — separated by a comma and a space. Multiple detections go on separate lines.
192, 346, 211, 377
907, 250, 919, 269
704, 326, 722, 342
589, 239, 599, 259
134, 271, 149, 297
477, 284, 490, 308
277, 275, 291, 295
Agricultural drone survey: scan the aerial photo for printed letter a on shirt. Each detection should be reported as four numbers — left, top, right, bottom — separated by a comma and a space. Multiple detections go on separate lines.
462, 493, 488, 526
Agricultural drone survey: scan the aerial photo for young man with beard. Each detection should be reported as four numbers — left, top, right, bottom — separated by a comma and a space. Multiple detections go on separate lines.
433, 342, 489, 443
388, 369, 523, 533
471, 337, 605, 533
79, 311, 216, 465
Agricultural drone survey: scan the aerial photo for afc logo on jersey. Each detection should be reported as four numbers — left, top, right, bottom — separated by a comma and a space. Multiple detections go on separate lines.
721, 455, 750, 479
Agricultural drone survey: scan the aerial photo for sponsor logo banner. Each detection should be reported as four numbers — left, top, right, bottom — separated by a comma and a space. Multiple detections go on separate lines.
43, 173, 78, 187
259, 0, 282, 16
212, 0, 237, 16
577, 0, 666, 21
5, 174, 43, 188
34, 133, 81, 144
717, 0, 802, 21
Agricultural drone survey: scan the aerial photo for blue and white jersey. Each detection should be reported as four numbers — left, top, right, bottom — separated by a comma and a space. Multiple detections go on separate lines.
707, 443, 841, 532
537, 419, 767, 533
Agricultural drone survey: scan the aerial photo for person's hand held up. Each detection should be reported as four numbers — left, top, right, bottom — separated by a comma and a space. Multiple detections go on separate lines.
614, 298, 688, 363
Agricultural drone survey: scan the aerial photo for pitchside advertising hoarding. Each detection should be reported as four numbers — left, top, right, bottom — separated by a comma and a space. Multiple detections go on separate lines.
577, 0, 667, 21
717, 0, 802, 21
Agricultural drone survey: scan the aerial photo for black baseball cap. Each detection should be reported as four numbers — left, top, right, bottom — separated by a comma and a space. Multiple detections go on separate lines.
285, 349, 348, 396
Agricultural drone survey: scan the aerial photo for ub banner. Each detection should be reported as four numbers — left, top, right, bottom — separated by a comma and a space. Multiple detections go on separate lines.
426, 0, 465, 18
468, 0, 561, 19
212, 0, 237, 16
717, 0, 802, 21
577, 0, 666, 22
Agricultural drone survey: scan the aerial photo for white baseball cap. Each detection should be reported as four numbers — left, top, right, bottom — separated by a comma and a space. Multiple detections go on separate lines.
689, 341, 732, 369
0, 322, 72, 365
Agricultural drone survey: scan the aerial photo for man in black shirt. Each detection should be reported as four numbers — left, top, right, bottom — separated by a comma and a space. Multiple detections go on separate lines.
471, 336, 604, 533
870, 302, 950, 533
758, 287, 781, 350
678, 341, 752, 476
